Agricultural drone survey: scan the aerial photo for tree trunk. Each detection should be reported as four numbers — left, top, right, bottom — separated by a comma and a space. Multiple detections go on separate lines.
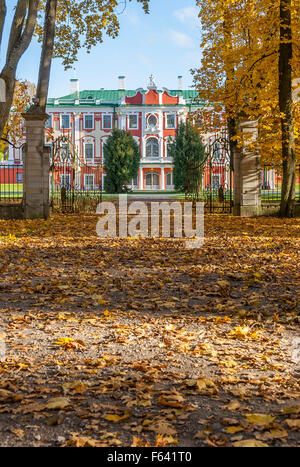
0, 0, 6, 48
0, 68, 16, 139
36, 0, 57, 111
279, 0, 295, 218
227, 116, 238, 171
0, 0, 39, 139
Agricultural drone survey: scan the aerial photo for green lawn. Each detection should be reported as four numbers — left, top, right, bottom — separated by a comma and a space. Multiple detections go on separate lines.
0, 183, 23, 191
0, 183, 23, 198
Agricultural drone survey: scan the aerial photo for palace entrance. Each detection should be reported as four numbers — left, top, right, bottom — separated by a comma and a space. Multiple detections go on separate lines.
145, 172, 160, 190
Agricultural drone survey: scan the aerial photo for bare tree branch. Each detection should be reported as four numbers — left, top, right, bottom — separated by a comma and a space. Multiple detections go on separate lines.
36, 0, 57, 111
6, 0, 28, 62
0, 0, 6, 49
5, 0, 39, 73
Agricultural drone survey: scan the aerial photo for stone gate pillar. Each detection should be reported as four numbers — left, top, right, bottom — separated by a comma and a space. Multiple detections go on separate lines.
233, 119, 261, 217
23, 108, 50, 219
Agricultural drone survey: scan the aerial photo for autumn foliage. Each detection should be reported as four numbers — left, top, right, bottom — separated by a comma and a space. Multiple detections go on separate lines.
192, 0, 300, 164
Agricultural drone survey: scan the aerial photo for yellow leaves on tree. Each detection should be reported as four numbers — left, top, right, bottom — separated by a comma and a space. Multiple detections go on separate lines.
35, 1, 150, 70
192, 0, 300, 164
2, 80, 36, 147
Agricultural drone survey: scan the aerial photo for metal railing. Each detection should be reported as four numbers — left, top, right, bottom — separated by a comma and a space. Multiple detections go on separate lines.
50, 163, 103, 213
0, 164, 23, 204
261, 164, 300, 205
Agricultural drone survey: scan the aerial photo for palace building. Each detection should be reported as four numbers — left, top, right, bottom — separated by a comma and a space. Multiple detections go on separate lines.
4, 75, 282, 195
44, 74, 201, 191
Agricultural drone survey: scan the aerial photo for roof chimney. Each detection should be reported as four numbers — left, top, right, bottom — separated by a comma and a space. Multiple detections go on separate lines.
70, 78, 79, 96
178, 76, 183, 91
118, 76, 126, 90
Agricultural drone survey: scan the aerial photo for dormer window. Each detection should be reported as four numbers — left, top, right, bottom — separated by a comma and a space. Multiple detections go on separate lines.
147, 114, 158, 128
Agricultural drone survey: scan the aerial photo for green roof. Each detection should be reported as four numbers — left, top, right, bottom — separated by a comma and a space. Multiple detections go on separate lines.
47, 89, 201, 107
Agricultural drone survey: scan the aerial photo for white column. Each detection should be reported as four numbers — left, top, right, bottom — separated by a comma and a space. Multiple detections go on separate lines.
74, 112, 81, 188
139, 166, 143, 190
161, 167, 165, 190
142, 137, 146, 160
74, 112, 81, 153
118, 113, 126, 130
159, 137, 164, 160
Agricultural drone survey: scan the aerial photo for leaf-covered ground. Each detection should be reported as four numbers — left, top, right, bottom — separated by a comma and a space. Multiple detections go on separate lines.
0, 213, 299, 447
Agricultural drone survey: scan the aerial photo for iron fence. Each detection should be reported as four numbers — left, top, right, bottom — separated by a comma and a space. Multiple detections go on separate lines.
185, 134, 233, 213
261, 164, 300, 205
0, 164, 23, 204
50, 162, 103, 213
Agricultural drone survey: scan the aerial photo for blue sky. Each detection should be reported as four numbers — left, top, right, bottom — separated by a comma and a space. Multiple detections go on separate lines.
1, 0, 202, 98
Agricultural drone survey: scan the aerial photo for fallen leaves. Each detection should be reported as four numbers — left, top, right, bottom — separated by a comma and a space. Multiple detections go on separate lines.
245, 413, 276, 427
226, 426, 244, 434
285, 419, 300, 430
146, 420, 177, 436
53, 337, 86, 350
105, 413, 131, 423
0, 213, 299, 447
233, 439, 269, 447
229, 326, 260, 340
223, 400, 241, 411
46, 397, 70, 410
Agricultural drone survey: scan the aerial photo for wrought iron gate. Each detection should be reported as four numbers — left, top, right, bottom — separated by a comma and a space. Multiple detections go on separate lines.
50, 136, 103, 213
185, 134, 233, 213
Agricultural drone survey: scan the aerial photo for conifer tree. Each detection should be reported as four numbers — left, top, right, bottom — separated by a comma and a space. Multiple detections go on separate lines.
104, 129, 141, 193
172, 121, 206, 194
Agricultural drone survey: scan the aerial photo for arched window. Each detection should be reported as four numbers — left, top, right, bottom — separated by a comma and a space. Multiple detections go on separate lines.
146, 138, 159, 158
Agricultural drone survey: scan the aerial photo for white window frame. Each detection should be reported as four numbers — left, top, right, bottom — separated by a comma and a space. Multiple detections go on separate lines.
166, 172, 173, 188
212, 174, 221, 189
84, 114, 94, 130
165, 113, 176, 129
45, 114, 53, 129
166, 136, 175, 158
131, 176, 138, 188
145, 172, 160, 190
101, 138, 108, 164
146, 137, 159, 159
84, 174, 95, 190
60, 114, 71, 130
147, 113, 158, 129
84, 141, 94, 163
128, 114, 139, 130
102, 114, 112, 130
16, 172, 23, 183
60, 142, 71, 162
60, 174, 71, 188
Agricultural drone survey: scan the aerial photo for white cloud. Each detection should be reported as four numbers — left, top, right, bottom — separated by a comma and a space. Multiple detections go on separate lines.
137, 53, 152, 67
174, 6, 199, 25
126, 13, 140, 25
168, 29, 195, 49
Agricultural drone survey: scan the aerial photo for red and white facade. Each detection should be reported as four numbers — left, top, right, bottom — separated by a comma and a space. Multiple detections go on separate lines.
43, 75, 200, 191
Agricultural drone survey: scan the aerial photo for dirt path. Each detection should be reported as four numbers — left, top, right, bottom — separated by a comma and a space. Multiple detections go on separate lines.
0, 214, 299, 447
